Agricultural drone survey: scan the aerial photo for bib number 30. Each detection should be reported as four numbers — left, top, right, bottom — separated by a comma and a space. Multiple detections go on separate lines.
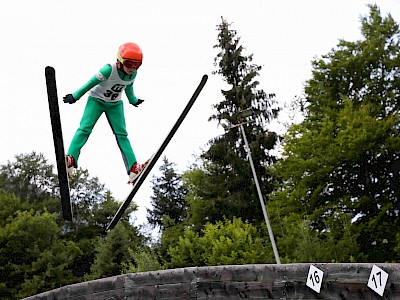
103, 84, 125, 100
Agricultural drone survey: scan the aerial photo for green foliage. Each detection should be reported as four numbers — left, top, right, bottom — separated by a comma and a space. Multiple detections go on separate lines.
85, 223, 139, 280
65, 168, 138, 279
394, 233, 400, 257
0, 210, 81, 299
68, 168, 135, 229
0, 152, 59, 212
147, 157, 188, 230
0, 190, 29, 227
182, 168, 226, 232
3, 5, 400, 298
122, 246, 163, 274
168, 227, 203, 268
186, 18, 280, 229
269, 209, 360, 263
168, 217, 274, 268
305, 4, 400, 120
146, 215, 186, 266
0, 152, 144, 298
269, 5, 400, 262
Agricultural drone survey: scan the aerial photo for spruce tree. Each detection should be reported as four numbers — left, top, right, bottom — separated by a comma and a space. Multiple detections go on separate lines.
193, 18, 279, 225
147, 157, 188, 230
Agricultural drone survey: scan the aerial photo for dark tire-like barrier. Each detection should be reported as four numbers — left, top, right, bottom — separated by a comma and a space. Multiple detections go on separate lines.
23, 263, 400, 299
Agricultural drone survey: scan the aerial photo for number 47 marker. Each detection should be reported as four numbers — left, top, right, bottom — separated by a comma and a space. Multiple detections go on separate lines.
306, 264, 389, 296
367, 265, 389, 297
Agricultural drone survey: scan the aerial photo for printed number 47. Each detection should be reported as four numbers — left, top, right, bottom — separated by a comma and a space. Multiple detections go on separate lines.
371, 271, 382, 289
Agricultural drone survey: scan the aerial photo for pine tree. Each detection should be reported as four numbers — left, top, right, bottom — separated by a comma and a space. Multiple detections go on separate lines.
189, 18, 280, 226
147, 157, 188, 230
86, 223, 135, 280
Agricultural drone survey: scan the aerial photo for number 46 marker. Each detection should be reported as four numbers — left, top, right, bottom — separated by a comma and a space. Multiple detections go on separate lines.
306, 265, 324, 293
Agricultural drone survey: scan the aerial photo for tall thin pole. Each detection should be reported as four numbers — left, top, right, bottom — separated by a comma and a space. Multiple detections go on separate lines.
239, 123, 281, 264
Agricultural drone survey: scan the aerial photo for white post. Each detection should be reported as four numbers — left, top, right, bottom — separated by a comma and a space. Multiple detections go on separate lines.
239, 123, 281, 264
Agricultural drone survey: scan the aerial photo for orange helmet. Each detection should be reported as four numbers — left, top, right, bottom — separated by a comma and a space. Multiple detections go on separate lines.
117, 42, 143, 69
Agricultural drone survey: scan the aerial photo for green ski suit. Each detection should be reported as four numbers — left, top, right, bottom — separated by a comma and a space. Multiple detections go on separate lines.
67, 62, 141, 174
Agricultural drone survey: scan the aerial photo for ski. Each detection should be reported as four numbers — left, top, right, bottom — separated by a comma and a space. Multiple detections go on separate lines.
107, 74, 208, 231
45, 66, 73, 222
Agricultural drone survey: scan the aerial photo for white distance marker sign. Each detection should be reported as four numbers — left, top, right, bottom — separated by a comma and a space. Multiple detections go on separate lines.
306, 265, 324, 293
367, 264, 388, 297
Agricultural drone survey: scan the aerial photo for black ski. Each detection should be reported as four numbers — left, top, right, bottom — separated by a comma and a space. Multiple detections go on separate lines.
45, 66, 73, 221
107, 74, 208, 231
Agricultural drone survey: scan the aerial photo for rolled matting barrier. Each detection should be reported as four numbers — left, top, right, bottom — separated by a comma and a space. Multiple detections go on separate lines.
23, 263, 400, 299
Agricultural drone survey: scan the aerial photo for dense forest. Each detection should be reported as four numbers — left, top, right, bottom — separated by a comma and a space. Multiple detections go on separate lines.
1, 5, 400, 299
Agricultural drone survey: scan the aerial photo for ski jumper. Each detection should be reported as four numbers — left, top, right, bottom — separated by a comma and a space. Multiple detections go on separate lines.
67, 62, 140, 174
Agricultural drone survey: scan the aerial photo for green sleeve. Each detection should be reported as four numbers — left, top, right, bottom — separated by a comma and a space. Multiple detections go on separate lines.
72, 64, 112, 100
125, 83, 138, 105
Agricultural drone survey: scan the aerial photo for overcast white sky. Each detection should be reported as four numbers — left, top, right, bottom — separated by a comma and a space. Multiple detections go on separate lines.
1, 0, 399, 229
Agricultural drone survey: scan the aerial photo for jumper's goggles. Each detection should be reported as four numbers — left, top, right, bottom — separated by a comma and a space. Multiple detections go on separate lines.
122, 59, 142, 69
117, 51, 142, 69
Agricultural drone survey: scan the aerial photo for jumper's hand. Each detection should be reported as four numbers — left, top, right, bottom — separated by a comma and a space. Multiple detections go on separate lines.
133, 99, 144, 107
63, 94, 77, 104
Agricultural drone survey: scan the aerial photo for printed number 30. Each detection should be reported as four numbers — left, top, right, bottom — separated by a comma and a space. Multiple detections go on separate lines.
104, 90, 119, 100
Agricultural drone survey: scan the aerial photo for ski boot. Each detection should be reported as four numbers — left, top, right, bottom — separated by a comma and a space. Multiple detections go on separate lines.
128, 159, 150, 184
65, 155, 75, 178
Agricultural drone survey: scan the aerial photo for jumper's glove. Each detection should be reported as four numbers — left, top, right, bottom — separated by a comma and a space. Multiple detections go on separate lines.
133, 99, 144, 107
63, 94, 77, 104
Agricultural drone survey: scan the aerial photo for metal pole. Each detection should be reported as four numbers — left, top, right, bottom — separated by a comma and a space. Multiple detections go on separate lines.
239, 123, 281, 264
